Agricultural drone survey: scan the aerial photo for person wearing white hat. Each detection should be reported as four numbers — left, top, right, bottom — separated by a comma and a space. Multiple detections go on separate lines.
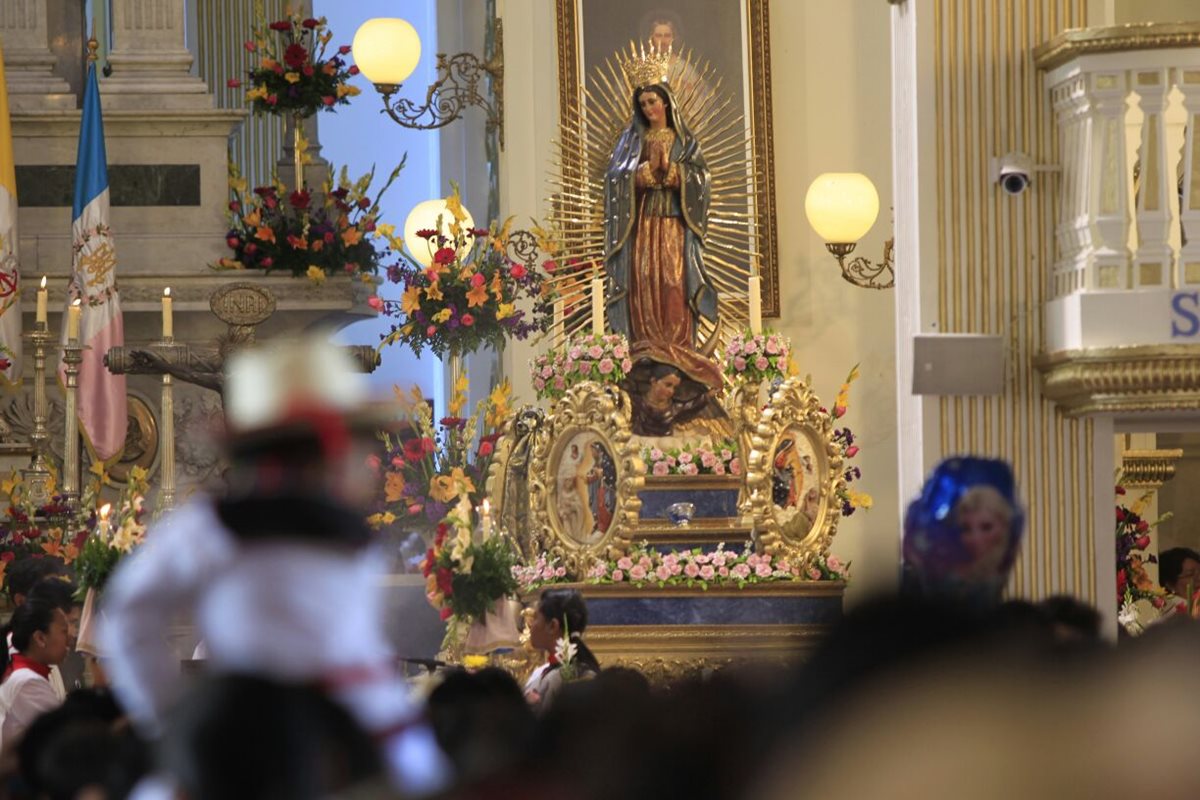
98, 337, 447, 795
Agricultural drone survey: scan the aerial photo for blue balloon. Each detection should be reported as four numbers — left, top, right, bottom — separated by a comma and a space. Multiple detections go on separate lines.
902, 457, 1024, 605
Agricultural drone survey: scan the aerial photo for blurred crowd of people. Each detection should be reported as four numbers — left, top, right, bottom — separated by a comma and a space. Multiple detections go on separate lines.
0, 340, 1194, 799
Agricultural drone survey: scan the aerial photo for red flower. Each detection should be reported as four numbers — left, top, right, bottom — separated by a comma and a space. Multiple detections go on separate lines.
322, 96, 336, 106
421, 549, 435, 577
260, 257, 274, 268
244, 41, 257, 52
461, 313, 475, 326
244, 243, 258, 255
226, 234, 241, 249
1136, 520, 1149, 532
367, 296, 384, 311
227, 78, 242, 89
439, 607, 453, 621
302, 64, 314, 77
284, 43, 309, 70
403, 438, 426, 461
426, 325, 437, 336
470, 272, 485, 288
339, 45, 352, 55
832, 405, 847, 419
1116, 507, 1126, 522
266, 94, 279, 105
348, 65, 360, 76
510, 263, 527, 279
1136, 535, 1151, 550
289, 189, 311, 210
421, 438, 436, 455
543, 260, 557, 273
435, 523, 450, 547
391, 456, 405, 468
436, 567, 454, 595
416, 229, 437, 240
1115, 486, 1127, 495
0, 552, 13, 563
470, 228, 490, 238
478, 441, 494, 457
845, 445, 859, 458
302, 17, 320, 29
1152, 596, 1166, 609
358, 197, 371, 210
228, 200, 241, 213
269, 20, 292, 31
433, 247, 456, 266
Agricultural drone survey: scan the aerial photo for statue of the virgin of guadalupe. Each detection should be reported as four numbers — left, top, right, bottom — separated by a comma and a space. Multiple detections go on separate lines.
604, 79, 726, 435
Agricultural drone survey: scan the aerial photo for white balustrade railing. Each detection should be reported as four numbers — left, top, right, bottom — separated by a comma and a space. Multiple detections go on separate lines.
1036, 23, 1200, 350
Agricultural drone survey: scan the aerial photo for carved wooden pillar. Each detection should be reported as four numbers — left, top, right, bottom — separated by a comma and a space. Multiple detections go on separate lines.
1088, 70, 1134, 291
0, 0, 73, 110
1175, 67, 1200, 287
1131, 68, 1180, 290
102, 0, 211, 109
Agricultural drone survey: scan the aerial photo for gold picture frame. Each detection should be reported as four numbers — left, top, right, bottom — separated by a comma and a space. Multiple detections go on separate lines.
484, 406, 549, 562
528, 383, 645, 575
745, 378, 845, 563
554, 0, 780, 317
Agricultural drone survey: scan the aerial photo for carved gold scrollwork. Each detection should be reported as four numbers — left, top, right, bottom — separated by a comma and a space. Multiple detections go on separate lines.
528, 382, 644, 575
745, 377, 845, 564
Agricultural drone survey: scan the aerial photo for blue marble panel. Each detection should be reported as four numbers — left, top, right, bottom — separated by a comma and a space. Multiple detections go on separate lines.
639, 488, 740, 519
648, 541, 749, 555
587, 594, 842, 626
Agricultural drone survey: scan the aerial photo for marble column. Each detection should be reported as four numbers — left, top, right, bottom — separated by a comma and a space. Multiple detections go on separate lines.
102, 0, 212, 109
0, 0, 74, 111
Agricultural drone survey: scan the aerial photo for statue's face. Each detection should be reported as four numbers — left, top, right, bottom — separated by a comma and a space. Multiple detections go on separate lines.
648, 372, 681, 404
650, 23, 675, 52
639, 90, 667, 126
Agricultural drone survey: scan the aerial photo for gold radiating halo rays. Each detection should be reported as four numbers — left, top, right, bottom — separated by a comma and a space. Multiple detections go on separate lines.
544, 42, 760, 354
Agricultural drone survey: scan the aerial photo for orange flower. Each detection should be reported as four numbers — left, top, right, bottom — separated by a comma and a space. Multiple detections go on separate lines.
310, 238, 324, 252
401, 285, 422, 315
341, 228, 363, 246
466, 282, 489, 308
254, 226, 276, 243
425, 282, 444, 301
244, 210, 262, 227
490, 271, 504, 298
384, 471, 406, 503
260, 58, 280, 71
322, 62, 337, 76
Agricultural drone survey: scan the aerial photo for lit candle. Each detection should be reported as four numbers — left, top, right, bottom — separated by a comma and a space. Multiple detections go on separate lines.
36, 276, 47, 325
480, 498, 493, 538
98, 503, 111, 538
748, 275, 763, 335
162, 287, 173, 338
591, 278, 604, 336
67, 298, 81, 340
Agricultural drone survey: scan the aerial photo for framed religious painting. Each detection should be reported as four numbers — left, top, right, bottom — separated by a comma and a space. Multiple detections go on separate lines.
745, 378, 845, 563
527, 383, 644, 575
552, 0, 780, 328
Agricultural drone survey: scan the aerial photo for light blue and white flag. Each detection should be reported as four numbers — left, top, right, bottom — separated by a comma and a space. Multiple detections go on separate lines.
62, 60, 127, 461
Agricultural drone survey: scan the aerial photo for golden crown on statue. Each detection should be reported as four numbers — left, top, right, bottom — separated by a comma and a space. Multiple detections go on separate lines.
620, 41, 674, 88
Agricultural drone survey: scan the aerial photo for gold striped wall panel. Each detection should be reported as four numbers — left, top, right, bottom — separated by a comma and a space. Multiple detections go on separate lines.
195, 0, 287, 191
934, 0, 1096, 605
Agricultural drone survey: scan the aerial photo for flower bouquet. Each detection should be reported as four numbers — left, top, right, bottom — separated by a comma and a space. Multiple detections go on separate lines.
1115, 484, 1177, 634
723, 330, 792, 385
371, 374, 511, 531
828, 365, 872, 517
377, 186, 553, 360
420, 494, 519, 656
579, 542, 849, 589
233, 12, 360, 118
530, 333, 633, 403
642, 439, 742, 477
73, 466, 150, 596
217, 160, 404, 280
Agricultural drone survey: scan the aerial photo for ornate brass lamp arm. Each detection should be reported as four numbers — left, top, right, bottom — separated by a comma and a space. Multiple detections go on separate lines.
377, 22, 505, 148
826, 238, 895, 290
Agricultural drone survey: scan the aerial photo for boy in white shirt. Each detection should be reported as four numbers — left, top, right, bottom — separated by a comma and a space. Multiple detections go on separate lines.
0, 598, 70, 747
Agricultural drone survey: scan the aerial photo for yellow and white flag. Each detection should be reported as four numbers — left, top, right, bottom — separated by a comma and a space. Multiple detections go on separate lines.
0, 41, 22, 384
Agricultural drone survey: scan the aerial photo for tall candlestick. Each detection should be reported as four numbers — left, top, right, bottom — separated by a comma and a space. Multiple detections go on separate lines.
66, 299, 81, 340
36, 277, 47, 325
162, 287, 173, 338
591, 278, 604, 336
748, 275, 763, 335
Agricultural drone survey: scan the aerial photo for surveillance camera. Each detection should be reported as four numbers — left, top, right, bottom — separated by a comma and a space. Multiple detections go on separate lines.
994, 151, 1034, 195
